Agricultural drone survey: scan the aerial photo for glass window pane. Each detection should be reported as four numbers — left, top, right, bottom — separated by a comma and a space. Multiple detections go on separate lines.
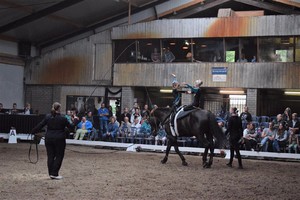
295, 37, 300, 62
162, 39, 192, 62
240, 38, 257, 62
137, 39, 161, 62
259, 37, 294, 62
225, 38, 239, 62
114, 40, 137, 63
192, 38, 224, 62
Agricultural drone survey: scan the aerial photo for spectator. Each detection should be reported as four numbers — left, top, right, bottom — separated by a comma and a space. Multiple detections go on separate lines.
288, 113, 300, 135
130, 102, 139, 115
218, 121, 227, 135
225, 107, 243, 169
141, 104, 150, 117
98, 103, 109, 136
155, 126, 167, 146
288, 130, 299, 153
65, 110, 73, 124
139, 115, 151, 138
119, 117, 131, 138
23, 103, 33, 115
163, 47, 175, 62
240, 106, 252, 122
102, 116, 119, 142
273, 114, 284, 129
74, 117, 93, 140
131, 117, 141, 137
131, 108, 142, 124
259, 122, 277, 152
243, 122, 257, 151
115, 106, 122, 125
108, 105, 113, 119
282, 107, 292, 123
120, 107, 131, 124
0, 103, 6, 114
273, 122, 288, 152
86, 111, 99, 141
10, 103, 18, 114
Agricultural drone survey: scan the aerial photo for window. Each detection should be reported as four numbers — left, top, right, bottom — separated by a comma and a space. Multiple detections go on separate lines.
162, 39, 192, 62
192, 38, 224, 62
114, 40, 137, 63
240, 37, 257, 62
295, 37, 300, 62
137, 39, 161, 62
225, 38, 239, 62
229, 95, 246, 115
259, 37, 294, 62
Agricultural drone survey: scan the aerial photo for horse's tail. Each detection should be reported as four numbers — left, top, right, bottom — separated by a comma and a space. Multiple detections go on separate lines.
208, 112, 228, 149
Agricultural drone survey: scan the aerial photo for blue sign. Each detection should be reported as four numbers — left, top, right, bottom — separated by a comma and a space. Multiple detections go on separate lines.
212, 67, 228, 75
212, 67, 228, 82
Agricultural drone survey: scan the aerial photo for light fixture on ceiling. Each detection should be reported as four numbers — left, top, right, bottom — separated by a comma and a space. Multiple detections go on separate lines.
160, 89, 173, 93
284, 91, 300, 96
220, 90, 245, 95
169, 42, 176, 45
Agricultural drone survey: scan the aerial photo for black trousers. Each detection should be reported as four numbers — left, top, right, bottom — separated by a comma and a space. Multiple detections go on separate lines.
229, 139, 242, 166
45, 137, 66, 176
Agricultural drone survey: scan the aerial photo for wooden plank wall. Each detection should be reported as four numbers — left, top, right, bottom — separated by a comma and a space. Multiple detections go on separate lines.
25, 30, 112, 85
111, 15, 300, 39
113, 62, 300, 89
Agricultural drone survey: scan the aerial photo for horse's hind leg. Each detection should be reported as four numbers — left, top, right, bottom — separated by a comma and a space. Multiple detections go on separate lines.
205, 138, 215, 168
173, 141, 188, 166
161, 140, 171, 164
202, 147, 209, 168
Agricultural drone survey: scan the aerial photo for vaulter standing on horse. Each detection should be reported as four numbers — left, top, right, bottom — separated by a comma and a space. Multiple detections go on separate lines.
183, 79, 203, 111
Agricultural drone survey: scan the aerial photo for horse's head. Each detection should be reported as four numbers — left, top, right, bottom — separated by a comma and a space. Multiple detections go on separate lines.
149, 106, 171, 136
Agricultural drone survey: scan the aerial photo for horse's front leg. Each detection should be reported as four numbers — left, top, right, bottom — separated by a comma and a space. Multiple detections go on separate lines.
161, 139, 171, 164
202, 146, 209, 168
173, 140, 188, 166
207, 145, 215, 168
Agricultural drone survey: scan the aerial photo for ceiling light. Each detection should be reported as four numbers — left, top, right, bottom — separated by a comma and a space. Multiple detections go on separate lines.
169, 42, 176, 45
284, 91, 300, 96
201, 44, 207, 47
220, 90, 245, 95
160, 89, 173, 93
146, 43, 152, 46
182, 46, 189, 50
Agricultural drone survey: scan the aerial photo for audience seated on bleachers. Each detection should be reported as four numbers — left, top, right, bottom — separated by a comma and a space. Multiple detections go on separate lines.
131, 108, 142, 124
242, 122, 257, 151
86, 111, 99, 141
0, 103, 6, 114
259, 122, 277, 152
102, 116, 119, 141
74, 117, 93, 140
273, 122, 288, 152
10, 103, 19, 114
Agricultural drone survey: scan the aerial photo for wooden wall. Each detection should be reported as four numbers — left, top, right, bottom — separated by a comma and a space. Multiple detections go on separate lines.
25, 30, 112, 85
113, 62, 300, 89
112, 15, 300, 39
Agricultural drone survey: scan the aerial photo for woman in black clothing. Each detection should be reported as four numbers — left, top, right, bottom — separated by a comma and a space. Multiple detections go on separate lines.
31, 102, 73, 180
225, 107, 243, 169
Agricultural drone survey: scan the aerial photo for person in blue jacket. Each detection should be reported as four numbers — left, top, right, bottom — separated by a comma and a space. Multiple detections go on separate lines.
98, 103, 109, 136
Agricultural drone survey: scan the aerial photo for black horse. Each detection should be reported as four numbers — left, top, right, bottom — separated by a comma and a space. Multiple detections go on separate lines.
150, 107, 227, 168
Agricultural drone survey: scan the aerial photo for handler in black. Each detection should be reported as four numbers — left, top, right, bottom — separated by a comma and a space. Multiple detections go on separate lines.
225, 107, 243, 169
31, 102, 73, 180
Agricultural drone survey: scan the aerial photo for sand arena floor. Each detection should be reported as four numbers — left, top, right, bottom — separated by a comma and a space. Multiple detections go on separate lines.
0, 143, 299, 200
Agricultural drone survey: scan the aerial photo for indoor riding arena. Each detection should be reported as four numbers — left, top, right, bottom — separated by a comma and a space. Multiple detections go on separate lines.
1, 0, 300, 200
